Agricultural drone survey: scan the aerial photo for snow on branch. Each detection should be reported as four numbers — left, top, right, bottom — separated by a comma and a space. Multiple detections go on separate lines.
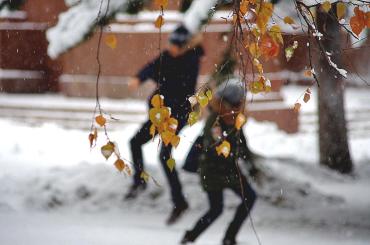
47, 0, 130, 59
183, 0, 218, 34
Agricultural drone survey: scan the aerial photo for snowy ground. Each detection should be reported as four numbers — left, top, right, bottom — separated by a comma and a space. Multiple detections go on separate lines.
1, 85, 370, 245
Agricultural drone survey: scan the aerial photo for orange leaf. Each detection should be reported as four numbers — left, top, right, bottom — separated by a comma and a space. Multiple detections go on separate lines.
95, 115, 106, 127
350, 7, 366, 36
114, 159, 125, 172
235, 113, 247, 130
304, 70, 313, 78
105, 34, 117, 49
259, 34, 280, 60
155, 15, 164, 29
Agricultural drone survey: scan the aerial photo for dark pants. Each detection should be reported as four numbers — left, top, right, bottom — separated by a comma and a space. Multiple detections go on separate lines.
188, 179, 256, 241
130, 115, 187, 207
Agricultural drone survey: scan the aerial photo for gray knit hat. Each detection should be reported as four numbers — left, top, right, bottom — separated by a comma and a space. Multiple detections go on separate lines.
215, 79, 245, 107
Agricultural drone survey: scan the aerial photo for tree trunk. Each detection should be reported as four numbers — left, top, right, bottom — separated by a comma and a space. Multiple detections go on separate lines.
317, 5, 353, 173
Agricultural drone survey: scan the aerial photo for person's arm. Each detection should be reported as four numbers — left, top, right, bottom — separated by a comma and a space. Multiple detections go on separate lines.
128, 56, 160, 92
136, 57, 160, 83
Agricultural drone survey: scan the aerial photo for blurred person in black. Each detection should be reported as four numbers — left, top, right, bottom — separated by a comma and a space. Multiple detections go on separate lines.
125, 25, 204, 225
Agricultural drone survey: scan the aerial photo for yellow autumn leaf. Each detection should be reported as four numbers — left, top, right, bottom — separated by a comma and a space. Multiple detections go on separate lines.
151, 94, 164, 108
166, 158, 176, 172
188, 111, 199, 126
167, 117, 178, 134
321, 1, 332, 13
197, 92, 209, 108
284, 16, 295, 25
337, 2, 346, 20
170, 135, 180, 148
140, 171, 150, 183
149, 107, 170, 126
101, 142, 115, 160
114, 158, 125, 172
235, 113, 247, 130
216, 140, 231, 158
206, 89, 213, 100
105, 34, 117, 49
269, 25, 284, 45
95, 115, 106, 127
161, 130, 174, 146
248, 42, 261, 58
150, 124, 156, 138
155, 15, 164, 29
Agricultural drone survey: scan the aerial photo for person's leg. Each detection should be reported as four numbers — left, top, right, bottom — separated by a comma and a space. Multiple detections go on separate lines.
223, 178, 257, 244
181, 191, 224, 243
125, 120, 153, 199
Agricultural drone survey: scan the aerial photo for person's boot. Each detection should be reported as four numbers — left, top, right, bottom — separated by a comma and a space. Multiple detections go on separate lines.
124, 183, 147, 200
180, 230, 195, 244
166, 201, 189, 225
222, 238, 236, 245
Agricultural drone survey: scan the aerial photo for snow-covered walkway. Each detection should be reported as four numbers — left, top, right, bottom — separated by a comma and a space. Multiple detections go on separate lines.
1, 85, 370, 244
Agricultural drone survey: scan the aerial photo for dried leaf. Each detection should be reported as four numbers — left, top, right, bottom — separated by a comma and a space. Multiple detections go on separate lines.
216, 140, 231, 158
294, 102, 301, 113
161, 130, 173, 146
166, 158, 176, 172
114, 158, 125, 172
303, 88, 311, 103
235, 113, 247, 130
95, 115, 106, 127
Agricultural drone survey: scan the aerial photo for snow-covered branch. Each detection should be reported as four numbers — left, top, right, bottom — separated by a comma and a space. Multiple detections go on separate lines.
47, 0, 129, 59
183, 0, 218, 34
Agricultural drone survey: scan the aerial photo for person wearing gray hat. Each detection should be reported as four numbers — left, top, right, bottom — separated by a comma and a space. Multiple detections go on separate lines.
181, 80, 258, 245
